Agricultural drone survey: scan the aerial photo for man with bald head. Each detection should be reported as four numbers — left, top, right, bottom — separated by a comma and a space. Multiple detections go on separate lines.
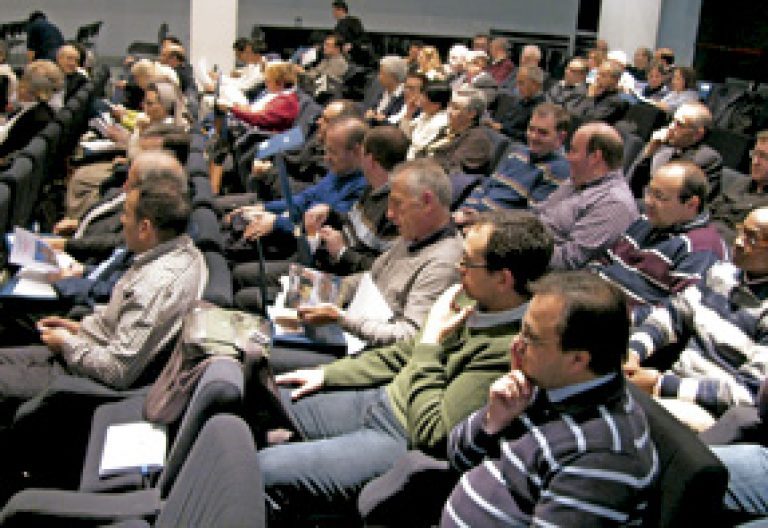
591, 160, 726, 305
56, 43, 87, 102
534, 122, 638, 269
627, 101, 723, 199
626, 206, 768, 428
546, 56, 588, 112
491, 65, 546, 143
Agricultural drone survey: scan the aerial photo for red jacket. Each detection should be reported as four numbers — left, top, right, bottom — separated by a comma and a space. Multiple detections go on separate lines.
230, 90, 299, 132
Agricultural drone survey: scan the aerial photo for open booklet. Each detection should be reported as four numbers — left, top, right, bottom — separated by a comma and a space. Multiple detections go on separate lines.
2, 227, 76, 298
98, 421, 168, 478
269, 265, 393, 355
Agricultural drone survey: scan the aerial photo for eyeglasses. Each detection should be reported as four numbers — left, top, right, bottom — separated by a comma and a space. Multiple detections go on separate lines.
457, 258, 489, 270
750, 150, 768, 163
517, 328, 556, 348
735, 223, 768, 247
671, 118, 695, 129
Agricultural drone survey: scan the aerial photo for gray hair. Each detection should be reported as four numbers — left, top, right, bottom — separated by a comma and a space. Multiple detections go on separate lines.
23, 60, 64, 101
521, 44, 542, 63
392, 158, 452, 208
380, 55, 408, 83
452, 88, 486, 122
130, 150, 188, 188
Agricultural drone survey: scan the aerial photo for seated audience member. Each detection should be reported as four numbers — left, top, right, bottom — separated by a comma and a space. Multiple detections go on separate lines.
640, 60, 671, 102
406, 40, 423, 74
210, 62, 300, 193
400, 79, 450, 159
591, 161, 726, 305
232, 126, 407, 308
459, 50, 497, 107
490, 65, 546, 143
442, 271, 658, 527
534, 122, 639, 269
0, 41, 18, 108
365, 55, 408, 125
262, 210, 553, 523
628, 46, 653, 82
67, 81, 187, 219
584, 47, 606, 85
49, 134, 190, 263
573, 58, 629, 124
607, 49, 639, 93
0, 157, 206, 409
230, 99, 362, 204
417, 45, 446, 81
487, 37, 514, 85
711, 130, 768, 243
305, 33, 348, 84
445, 43, 469, 89
653, 65, 699, 114
397, 72, 426, 135
25, 11, 64, 62
627, 101, 722, 199
472, 33, 490, 54
546, 56, 588, 113
0, 60, 61, 163
226, 117, 368, 263
56, 43, 87, 103
625, 207, 768, 429
198, 37, 265, 97
295, 159, 463, 348
112, 59, 180, 129
455, 102, 570, 221
159, 41, 194, 94
655, 47, 676, 67
426, 88, 492, 175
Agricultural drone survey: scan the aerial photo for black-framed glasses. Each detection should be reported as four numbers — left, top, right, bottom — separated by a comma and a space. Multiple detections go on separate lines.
735, 223, 768, 248
457, 258, 489, 270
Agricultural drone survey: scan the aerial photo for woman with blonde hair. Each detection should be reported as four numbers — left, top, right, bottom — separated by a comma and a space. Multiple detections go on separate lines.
0, 60, 61, 161
418, 46, 446, 81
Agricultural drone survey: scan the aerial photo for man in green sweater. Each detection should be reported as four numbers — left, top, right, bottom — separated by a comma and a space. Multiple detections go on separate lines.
259, 209, 554, 524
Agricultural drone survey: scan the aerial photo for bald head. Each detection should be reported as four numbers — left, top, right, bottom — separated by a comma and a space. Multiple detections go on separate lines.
57, 44, 80, 75
733, 207, 768, 277
520, 45, 542, 67
125, 150, 186, 191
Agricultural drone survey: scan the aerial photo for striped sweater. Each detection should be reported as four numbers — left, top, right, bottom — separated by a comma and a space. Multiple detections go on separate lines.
442, 375, 658, 527
592, 213, 727, 306
461, 146, 571, 212
629, 261, 768, 416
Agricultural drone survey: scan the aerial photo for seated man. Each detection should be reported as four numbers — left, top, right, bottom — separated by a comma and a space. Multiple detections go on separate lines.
231, 126, 407, 311
365, 55, 407, 125
455, 102, 570, 223
442, 271, 658, 527
198, 37, 265, 98
49, 129, 190, 264
425, 88, 492, 175
262, 210, 553, 524
627, 101, 723, 199
572, 58, 629, 124
400, 78, 450, 160
546, 56, 588, 113
295, 159, 463, 349
535, 122, 639, 269
710, 130, 768, 244
225, 117, 368, 263
592, 161, 726, 305
487, 37, 515, 85
56, 43, 88, 103
305, 33, 348, 84
626, 207, 768, 428
0, 157, 207, 407
490, 65, 546, 143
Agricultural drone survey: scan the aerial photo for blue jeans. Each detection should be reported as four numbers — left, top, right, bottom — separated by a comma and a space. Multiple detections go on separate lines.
711, 444, 768, 525
258, 386, 409, 521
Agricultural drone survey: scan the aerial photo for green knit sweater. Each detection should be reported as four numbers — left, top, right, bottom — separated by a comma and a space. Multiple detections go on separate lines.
322, 307, 523, 455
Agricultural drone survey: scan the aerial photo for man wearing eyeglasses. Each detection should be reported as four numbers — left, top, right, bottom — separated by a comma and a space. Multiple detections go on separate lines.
260, 211, 552, 524
625, 206, 768, 430
710, 130, 768, 243
591, 160, 727, 305
627, 101, 723, 199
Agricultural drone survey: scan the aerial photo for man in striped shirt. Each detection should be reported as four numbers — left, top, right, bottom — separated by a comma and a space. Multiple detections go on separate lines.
625, 207, 768, 427
442, 271, 658, 527
591, 160, 727, 306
